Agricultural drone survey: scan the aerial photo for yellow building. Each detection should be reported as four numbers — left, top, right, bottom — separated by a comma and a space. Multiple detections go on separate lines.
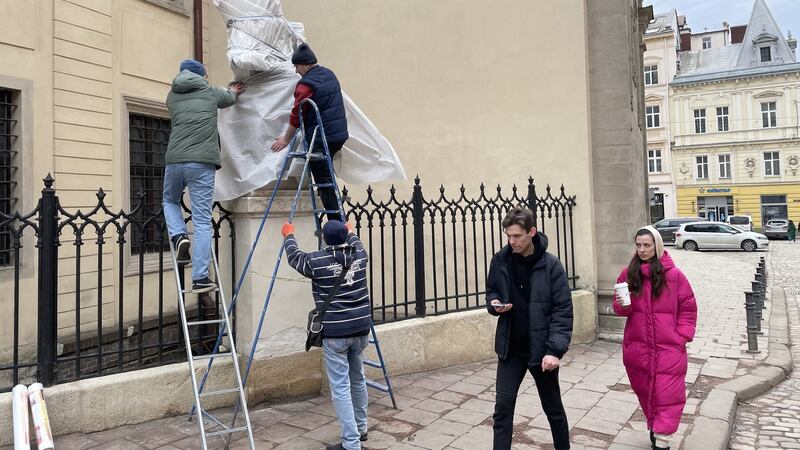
670, 0, 800, 228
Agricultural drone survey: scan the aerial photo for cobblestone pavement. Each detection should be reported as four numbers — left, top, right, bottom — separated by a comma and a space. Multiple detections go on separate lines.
729, 241, 800, 450
3, 245, 789, 450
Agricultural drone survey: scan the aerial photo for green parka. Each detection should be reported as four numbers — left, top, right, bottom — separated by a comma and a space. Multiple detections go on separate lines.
165, 71, 236, 168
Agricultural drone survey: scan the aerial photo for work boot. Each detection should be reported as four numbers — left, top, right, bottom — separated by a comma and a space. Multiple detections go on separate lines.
171, 234, 191, 264
192, 277, 218, 294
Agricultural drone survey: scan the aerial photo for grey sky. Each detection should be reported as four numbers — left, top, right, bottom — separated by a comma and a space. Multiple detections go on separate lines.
645, 0, 800, 40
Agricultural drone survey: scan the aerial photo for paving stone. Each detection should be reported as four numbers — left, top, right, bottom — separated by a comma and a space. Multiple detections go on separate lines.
393, 408, 441, 426
423, 419, 474, 437
403, 429, 457, 450
414, 398, 457, 414
282, 411, 336, 430
574, 416, 624, 435
446, 381, 487, 396
447, 425, 493, 450
441, 408, 491, 426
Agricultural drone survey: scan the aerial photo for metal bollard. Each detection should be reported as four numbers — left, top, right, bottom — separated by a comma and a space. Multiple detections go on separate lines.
751, 280, 763, 332
744, 291, 760, 353
755, 272, 767, 310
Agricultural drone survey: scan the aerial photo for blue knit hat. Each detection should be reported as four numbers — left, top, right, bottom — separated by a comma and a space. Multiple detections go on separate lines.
322, 220, 348, 246
179, 59, 206, 77
291, 43, 318, 65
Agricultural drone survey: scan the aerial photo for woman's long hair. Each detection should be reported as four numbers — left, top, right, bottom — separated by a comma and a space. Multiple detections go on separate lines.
627, 228, 665, 298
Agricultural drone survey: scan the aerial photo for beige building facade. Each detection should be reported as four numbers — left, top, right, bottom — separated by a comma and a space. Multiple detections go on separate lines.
643, 10, 681, 222
670, 0, 800, 229
1, 0, 651, 401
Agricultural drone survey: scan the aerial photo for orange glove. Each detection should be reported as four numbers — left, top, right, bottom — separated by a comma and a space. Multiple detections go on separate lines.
346, 222, 354, 232
281, 223, 295, 237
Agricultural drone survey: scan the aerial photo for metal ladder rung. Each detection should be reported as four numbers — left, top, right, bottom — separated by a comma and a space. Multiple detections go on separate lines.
193, 352, 233, 361
313, 209, 342, 215
363, 359, 382, 368
181, 287, 219, 294
187, 319, 225, 326
366, 379, 390, 392
288, 152, 326, 160
199, 387, 240, 398
205, 426, 250, 438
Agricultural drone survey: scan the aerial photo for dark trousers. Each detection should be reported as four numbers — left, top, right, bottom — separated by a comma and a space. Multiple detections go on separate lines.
493, 352, 570, 450
309, 140, 344, 222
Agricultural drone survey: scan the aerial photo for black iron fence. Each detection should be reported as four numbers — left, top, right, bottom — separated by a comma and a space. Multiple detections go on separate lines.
0, 175, 235, 393
344, 176, 578, 324
1, 174, 577, 393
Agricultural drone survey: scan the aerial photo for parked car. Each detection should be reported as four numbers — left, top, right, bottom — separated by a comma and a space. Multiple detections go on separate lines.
674, 221, 769, 252
763, 219, 789, 240
652, 217, 704, 244
726, 215, 753, 232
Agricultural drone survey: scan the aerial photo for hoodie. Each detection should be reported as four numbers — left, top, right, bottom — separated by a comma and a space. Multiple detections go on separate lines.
165, 70, 237, 168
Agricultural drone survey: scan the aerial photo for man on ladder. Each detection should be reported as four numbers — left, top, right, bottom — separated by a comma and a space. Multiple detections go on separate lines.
163, 59, 246, 293
271, 43, 347, 222
282, 219, 371, 450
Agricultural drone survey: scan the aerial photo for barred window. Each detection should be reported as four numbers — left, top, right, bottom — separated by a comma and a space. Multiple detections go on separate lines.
129, 114, 170, 254
0, 88, 19, 267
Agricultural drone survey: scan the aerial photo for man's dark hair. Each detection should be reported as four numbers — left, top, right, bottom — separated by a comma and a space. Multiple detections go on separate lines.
501, 207, 535, 231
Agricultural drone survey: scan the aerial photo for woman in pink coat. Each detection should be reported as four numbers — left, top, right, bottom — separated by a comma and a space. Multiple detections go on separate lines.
613, 226, 697, 450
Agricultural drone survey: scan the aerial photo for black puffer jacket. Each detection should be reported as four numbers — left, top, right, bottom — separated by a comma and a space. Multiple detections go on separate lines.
485, 233, 573, 365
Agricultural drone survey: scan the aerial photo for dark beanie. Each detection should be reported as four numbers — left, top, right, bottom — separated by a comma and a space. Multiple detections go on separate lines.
291, 43, 318, 65
179, 59, 206, 77
322, 220, 348, 246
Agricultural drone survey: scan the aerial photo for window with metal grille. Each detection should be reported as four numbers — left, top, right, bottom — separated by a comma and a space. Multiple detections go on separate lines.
129, 114, 170, 254
0, 88, 19, 267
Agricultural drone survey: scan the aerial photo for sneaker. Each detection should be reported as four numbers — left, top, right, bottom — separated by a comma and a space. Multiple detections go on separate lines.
325, 444, 345, 450
360, 432, 368, 442
192, 277, 217, 294
171, 234, 191, 264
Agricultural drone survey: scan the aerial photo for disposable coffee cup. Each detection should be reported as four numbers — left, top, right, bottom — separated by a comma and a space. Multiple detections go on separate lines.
614, 282, 631, 307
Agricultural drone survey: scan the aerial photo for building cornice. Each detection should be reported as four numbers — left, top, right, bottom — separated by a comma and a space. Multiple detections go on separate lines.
672, 137, 800, 151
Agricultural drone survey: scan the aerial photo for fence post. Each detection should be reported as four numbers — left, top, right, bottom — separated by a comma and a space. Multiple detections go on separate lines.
411, 176, 426, 317
751, 280, 763, 333
527, 176, 538, 229
37, 174, 59, 385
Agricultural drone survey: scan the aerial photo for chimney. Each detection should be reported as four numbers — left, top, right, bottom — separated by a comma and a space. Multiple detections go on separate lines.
788, 31, 797, 61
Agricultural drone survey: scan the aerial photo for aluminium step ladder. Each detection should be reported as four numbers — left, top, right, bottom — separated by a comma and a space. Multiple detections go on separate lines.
169, 242, 255, 450
191, 99, 397, 427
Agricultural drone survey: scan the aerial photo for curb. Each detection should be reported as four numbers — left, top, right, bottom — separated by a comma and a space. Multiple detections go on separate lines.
683, 283, 792, 450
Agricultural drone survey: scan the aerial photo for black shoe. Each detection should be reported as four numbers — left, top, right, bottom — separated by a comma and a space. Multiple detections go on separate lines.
360, 432, 368, 442
192, 277, 217, 293
325, 444, 346, 450
650, 431, 655, 446
171, 234, 191, 264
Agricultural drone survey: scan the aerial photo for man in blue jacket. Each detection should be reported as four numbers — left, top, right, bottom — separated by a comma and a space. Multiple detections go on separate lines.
282, 220, 370, 450
271, 43, 348, 221
486, 207, 573, 450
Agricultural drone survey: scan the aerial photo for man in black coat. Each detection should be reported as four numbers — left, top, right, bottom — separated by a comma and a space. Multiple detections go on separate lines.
486, 207, 573, 450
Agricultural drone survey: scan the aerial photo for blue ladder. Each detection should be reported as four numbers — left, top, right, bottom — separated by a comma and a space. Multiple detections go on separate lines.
189, 99, 397, 426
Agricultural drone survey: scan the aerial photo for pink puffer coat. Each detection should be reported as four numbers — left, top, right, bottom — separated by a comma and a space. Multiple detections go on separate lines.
613, 251, 697, 434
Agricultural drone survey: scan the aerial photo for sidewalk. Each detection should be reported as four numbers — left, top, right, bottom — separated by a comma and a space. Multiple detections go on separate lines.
3, 247, 783, 450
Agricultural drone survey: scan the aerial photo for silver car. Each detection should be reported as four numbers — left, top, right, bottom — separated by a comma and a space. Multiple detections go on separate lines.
763, 219, 789, 240
674, 222, 769, 252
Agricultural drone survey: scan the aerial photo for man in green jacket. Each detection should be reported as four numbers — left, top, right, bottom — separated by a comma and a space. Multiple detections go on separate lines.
164, 59, 245, 293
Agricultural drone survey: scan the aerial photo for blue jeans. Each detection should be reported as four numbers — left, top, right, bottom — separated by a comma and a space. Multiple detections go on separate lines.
163, 163, 215, 281
323, 335, 369, 450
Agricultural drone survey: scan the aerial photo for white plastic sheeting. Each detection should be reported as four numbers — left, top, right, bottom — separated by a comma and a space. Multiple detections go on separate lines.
213, 0, 406, 201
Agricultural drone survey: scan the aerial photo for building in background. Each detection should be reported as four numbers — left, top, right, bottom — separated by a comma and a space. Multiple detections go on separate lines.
669, 0, 800, 228
643, 10, 681, 222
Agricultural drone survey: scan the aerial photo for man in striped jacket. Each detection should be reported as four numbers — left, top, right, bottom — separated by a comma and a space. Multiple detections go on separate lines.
281, 219, 371, 450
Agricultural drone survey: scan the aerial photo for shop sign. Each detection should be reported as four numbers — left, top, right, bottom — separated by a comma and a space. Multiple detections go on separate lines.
698, 187, 731, 193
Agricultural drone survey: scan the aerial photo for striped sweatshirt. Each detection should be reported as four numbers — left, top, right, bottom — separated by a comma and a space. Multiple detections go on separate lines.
284, 233, 371, 338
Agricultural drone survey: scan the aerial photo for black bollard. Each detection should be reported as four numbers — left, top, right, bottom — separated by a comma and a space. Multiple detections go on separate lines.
755, 272, 767, 310
751, 280, 764, 333
744, 292, 760, 353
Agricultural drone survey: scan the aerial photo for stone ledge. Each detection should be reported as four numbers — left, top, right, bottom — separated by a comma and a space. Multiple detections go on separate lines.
683, 417, 731, 450
683, 285, 792, 450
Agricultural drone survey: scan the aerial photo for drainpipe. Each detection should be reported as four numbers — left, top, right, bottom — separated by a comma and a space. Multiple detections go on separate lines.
193, 0, 203, 62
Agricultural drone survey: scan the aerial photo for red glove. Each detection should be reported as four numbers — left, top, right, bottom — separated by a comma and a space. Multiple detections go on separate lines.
281, 223, 295, 237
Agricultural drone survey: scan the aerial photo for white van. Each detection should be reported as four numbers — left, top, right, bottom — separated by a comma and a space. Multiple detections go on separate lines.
727, 215, 753, 232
